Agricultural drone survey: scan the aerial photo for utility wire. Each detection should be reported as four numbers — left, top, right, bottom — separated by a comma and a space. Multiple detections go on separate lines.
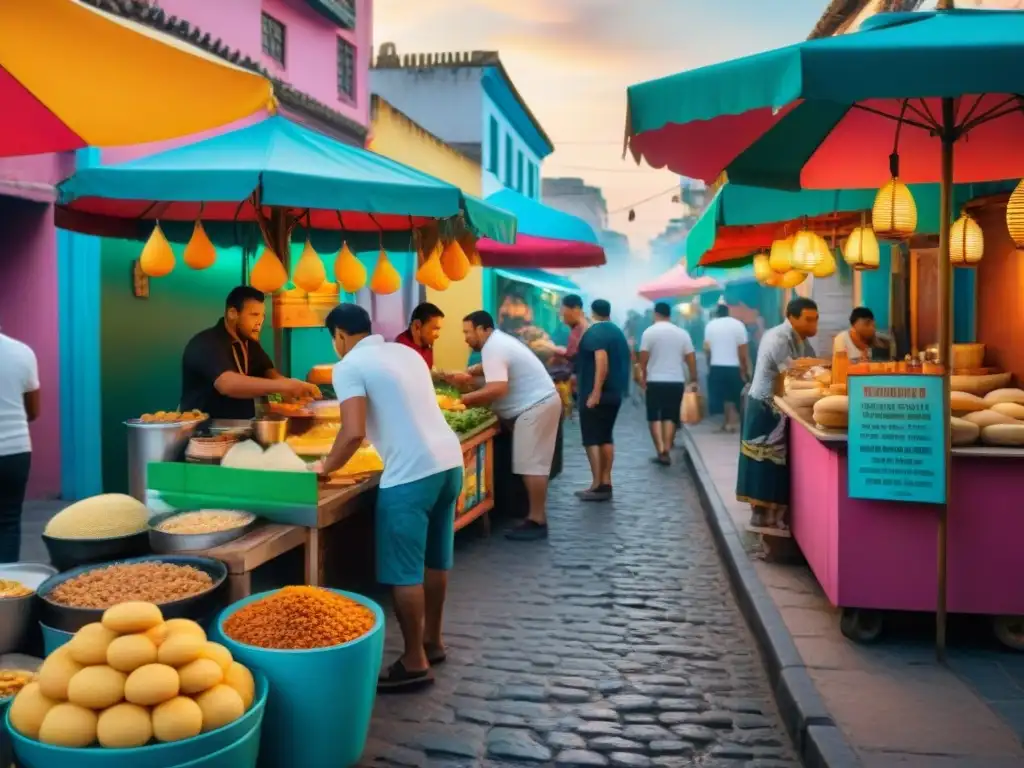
608, 184, 683, 214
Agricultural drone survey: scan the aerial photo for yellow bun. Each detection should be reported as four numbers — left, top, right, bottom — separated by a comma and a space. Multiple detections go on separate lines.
102, 602, 164, 634
199, 642, 233, 673
9, 682, 58, 739
97, 703, 153, 748
783, 389, 824, 409
223, 663, 255, 710
38, 703, 98, 748
66, 665, 126, 710
37, 646, 84, 701
107, 634, 159, 673
814, 411, 848, 429
962, 410, 1019, 428
67, 622, 120, 666
144, 623, 169, 647
196, 685, 245, 733
124, 663, 179, 706
950, 417, 981, 447
813, 395, 848, 416
981, 423, 1024, 447
152, 696, 203, 743
178, 658, 224, 695
163, 619, 206, 641
157, 633, 205, 668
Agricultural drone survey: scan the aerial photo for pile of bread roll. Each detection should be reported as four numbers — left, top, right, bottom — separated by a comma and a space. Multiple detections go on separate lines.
951, 388, 1024, 446
781, 369, 849, 430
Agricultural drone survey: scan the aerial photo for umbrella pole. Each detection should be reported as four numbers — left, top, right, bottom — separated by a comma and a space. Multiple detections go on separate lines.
269, 208, 292, 377
936, 96, 955, 663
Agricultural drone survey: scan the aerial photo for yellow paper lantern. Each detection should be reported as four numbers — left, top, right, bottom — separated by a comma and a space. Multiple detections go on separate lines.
778, 270, 807, 289
440, 239, 471, 281
249, 247, 288, 293
1006, 179, 1024, 247
458, 231, 481, 266
333, 241, 366, 293
139, 223, 175, 278
768, 237, 793, 273
843, 226, 880, 270
950, 212, 984, 266
872, 178, 917, 238
416, 244, 450, 291
370, 249, 401, 294
812, 238, 836, 278
790, 231, 822, 272
752, 253, 772, 283
292, 239, 326, 293
183, 220, 216, 270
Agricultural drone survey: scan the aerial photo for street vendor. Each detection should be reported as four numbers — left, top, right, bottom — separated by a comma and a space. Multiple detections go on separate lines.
737, 296, 819, 536
394, 302, 444, 369
180, 286, 319, 419
833, 306, 896, 363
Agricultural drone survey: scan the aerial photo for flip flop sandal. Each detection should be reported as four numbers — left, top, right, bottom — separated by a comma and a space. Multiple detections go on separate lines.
425, 645, 448, 665
377, 659, 434, 693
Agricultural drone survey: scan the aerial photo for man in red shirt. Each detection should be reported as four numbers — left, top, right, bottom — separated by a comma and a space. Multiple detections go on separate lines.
394, 302, 444, 369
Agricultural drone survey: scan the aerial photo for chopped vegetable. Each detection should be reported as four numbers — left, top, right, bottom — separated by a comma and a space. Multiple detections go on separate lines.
442, 407, 494, 436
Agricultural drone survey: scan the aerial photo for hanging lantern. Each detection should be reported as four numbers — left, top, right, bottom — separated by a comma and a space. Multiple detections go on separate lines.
812, 238, 837, 278
334, 241, 366, 293
292, 239, 327, 293
139, 222, 176, 277
458, 231, 481, 266
950, 211, 984, 266
752, 252, 773, 283
872, 152, 917, 238
183, 220, 216, 270
370, 249, 401, 294
1006, 179, 1024, 247
768, 237, 793, 273
416, 243, 450, 291
790, 231, 822, 272
843, 226, 881, 271
778, 270, 807, 289
250, 247, 288, 293
440, 239, 471, 281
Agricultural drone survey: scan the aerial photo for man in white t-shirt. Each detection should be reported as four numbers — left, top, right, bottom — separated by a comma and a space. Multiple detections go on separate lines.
451, 311, 560, 542
0, 329, 41, 563
703, 303, 751, 433
638, 302, 698, 464
315, 304, 463, 694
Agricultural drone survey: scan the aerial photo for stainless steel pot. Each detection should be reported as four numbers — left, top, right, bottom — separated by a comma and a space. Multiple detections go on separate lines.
125, 420, 200, 502
251, 415, 288, 447
0, 563, 58, 655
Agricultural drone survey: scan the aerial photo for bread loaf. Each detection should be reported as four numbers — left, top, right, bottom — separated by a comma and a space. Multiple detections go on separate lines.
950, 372, 1012, 396
990, 402, 1024, 420
950, 417, 980, 446
950, 391, 987, 414
981, 423, 1024, 447
813, 395, 848, 429
962, 409, 1019, 428
983, 388, 1024, 406
785, 379, 820, 392
784, 389, 825, 409
815, 411, 849, 429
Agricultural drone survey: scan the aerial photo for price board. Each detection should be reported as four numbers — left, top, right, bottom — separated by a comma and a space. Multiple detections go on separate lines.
847, 374, 946, 504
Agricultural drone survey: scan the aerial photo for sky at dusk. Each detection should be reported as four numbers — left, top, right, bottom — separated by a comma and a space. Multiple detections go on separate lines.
373, 0, 828, 253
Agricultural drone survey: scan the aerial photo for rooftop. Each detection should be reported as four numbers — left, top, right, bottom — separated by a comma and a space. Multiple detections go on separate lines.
370, 95, 480, 167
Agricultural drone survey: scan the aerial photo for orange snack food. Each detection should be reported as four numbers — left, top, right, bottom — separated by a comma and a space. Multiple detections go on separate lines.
222, 587, 375, 650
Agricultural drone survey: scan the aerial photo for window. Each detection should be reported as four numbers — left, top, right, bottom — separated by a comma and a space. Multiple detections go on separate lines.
261, 13, 286, 65
337, 37, 356, 101
504, 134, 513, 187
516, 151, 524, 193
488, 117, 499, 173
527, 162, 536, 198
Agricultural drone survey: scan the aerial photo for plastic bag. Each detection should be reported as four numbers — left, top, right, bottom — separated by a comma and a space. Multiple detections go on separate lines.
681, 390, 703, 425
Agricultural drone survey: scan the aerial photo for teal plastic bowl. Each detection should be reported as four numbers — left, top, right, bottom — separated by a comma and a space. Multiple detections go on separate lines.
6, 672, 268, 768
173, 719, 262, 768
39, 624, 72, 656
214, 589, 385, 768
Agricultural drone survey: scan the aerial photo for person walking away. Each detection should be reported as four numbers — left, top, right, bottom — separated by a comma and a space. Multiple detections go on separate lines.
638, 302, 698, 465
314, 304, 464, 692
0, 328, 40, 563
704, 304, 751, 433
574, 299, 631, 501
452, 311, 561, 542
737, 297, 819, 535
833, 306, 896, 363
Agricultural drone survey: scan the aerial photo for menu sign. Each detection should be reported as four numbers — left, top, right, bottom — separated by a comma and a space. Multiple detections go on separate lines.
847, 374, 946, 504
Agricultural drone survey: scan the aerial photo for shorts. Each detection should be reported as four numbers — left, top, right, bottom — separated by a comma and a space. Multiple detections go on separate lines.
512, 392, 562, 476
579, 401, 621, 446
375, 466, 463, 587
646, 381, 685, 424
707, 365, 744, 415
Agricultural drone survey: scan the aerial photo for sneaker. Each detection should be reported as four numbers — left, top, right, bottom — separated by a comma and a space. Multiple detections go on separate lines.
580, 485, 613, 502
505, 520, 549, 541
574, 488, 597, 498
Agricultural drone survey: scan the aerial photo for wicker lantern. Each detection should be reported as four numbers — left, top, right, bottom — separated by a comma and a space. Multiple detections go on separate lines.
768, 236, 793, 273
790, 230, 822, 272
872, 153, 917, 238
753, 252, 773, 283
778, 269, 807, 288
812, 237, 837, 278
950, 211, 984, 266
843, 225, 881, 270
1006, 179, 1024, 247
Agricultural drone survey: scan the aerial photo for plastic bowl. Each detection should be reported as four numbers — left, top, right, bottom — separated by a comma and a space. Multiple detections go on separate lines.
42, 531, 150, 573
36, 555, 229, 634
39, 624, 73, 656
0, 563, 57, 655
214, 589, 385, 768
173, 719, 262, 768
6, 671, 267, 768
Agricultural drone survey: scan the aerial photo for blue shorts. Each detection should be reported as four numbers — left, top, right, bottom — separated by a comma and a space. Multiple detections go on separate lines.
375, 466, 463, 587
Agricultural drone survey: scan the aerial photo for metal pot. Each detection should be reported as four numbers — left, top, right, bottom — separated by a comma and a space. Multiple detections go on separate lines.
125, 420, 201, 502
251, 415, 288, 447
0, 563, 58, 655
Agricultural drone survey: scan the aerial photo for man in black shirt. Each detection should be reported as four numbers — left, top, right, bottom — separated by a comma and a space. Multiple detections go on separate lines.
180, 286, 319, 419
575, 299, 631, 502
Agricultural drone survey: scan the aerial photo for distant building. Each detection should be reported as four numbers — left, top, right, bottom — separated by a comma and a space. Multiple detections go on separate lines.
600, 230, 631, 267
541, 177, 608, 232
371, 45, 554, 198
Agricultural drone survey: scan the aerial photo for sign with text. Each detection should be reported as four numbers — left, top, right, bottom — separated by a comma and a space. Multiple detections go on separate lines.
848, 374, 946, 504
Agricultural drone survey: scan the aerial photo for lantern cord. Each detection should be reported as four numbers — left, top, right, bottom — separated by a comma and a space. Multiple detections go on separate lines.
367, 213, 385, 249
889, 100, 909, 178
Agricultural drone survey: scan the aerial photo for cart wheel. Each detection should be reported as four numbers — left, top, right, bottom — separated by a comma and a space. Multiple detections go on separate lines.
840, 608, 884, 644
992, 616, 1024, 652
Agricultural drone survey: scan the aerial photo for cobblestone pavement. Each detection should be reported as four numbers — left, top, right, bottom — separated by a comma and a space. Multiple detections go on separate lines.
360, 404, 799, 768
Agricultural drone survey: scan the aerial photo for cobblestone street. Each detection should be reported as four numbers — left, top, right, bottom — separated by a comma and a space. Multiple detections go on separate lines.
361, 405, 799, 768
